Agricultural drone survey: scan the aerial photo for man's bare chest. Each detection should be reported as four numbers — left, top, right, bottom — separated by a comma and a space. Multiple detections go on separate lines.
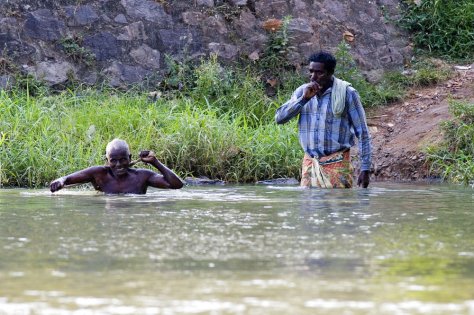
94, 172, 147, 194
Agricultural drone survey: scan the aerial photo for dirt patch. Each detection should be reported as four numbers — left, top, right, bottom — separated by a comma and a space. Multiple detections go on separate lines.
365, 65, 474, 182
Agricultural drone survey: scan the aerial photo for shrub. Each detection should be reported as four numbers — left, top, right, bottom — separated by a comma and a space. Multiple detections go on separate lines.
398, 0, 474, 60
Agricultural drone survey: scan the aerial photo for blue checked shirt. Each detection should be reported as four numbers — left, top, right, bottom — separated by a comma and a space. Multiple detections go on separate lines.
275, 83, 372, 171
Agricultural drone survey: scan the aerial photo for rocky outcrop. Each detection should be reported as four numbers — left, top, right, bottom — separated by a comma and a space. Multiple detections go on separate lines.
0, 0, 411, 88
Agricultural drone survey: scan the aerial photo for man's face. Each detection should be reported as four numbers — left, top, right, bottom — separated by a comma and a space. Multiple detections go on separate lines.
309, 62, 332, 89
107, 148, 131, 177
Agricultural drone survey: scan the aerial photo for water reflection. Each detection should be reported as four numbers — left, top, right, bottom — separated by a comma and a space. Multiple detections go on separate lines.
0, 183, 473, 314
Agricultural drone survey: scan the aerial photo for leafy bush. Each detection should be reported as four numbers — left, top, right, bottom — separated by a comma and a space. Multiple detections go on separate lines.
59, 36, 95, 66
398, 0, 474, 60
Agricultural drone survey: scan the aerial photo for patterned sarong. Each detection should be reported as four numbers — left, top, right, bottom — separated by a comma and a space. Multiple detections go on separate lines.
301, 150, 353, 188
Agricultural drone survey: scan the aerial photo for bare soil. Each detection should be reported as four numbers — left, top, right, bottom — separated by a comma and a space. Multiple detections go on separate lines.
365, 65, 474, 182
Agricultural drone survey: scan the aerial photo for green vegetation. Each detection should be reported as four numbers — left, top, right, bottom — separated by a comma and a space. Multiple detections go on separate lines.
426, 101, 474, 186
0, 65, 302, 187
335, 41, 452, 108
0, 35, 461, 187
58, 36, 95, 66
398, 0, 474, 60
258, 16, 295, 72
335, 41, 402, 108
396, 0, 474, 185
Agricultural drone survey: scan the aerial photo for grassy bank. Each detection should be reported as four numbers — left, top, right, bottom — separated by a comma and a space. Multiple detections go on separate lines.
0, 87, 304, 187
426, 101, 474, 186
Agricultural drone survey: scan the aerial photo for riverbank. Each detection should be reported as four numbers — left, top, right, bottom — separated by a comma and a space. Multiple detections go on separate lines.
368, 64, 474, 182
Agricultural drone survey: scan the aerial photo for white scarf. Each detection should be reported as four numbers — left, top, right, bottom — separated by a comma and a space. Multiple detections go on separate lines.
331, 77, 351, 117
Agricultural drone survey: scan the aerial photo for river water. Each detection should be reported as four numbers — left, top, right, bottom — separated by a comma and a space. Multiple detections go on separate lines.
0, 183, 473, 315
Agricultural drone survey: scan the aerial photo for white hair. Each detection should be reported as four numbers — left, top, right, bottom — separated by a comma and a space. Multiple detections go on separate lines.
105, 138, 130, 158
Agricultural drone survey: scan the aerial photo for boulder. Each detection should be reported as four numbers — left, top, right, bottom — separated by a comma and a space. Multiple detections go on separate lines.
28, 61, 75, 86
24, 9, 65, 41
64, 5, 99, 26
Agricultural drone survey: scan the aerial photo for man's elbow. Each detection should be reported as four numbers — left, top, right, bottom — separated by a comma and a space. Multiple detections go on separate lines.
275, 116, 286, 125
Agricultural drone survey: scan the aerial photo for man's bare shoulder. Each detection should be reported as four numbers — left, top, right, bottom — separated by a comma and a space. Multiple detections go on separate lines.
80, 165, 110, 178
85, 165, 109, 172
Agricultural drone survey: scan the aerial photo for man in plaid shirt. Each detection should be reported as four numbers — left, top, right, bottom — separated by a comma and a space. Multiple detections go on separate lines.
275, 51, 372, 188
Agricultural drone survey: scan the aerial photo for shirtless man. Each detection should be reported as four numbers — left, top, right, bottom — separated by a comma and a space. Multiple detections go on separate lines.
50, 139, 183, 194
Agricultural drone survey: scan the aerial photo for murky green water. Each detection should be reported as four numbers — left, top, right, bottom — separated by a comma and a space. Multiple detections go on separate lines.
0, 183, 473, 315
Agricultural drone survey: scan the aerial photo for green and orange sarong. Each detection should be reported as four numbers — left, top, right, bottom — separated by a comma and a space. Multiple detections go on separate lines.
301, 150, 353, 188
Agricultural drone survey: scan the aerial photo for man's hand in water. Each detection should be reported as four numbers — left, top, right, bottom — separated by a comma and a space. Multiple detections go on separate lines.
50, 177, 66, 193
357, 170, 370, 188
139, 150, 157, 164
303, 82, 320, 100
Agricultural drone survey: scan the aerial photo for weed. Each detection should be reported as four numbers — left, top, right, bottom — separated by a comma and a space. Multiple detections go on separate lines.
206, 4, 242, 21
160, 54, 196, 94
59, 35, 96, 66
258, 16, 295, 73
0, 56, 18, 75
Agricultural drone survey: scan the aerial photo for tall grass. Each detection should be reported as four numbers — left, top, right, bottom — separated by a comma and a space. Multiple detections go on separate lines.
0, 84, 302, 187
426, 101, 474, 185
398, 0, 474, 60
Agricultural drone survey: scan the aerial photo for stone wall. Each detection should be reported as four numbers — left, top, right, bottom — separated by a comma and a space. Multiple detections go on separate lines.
0, 0, 411, 88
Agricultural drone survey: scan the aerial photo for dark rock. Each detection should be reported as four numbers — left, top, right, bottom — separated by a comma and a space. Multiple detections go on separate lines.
196, 0, 214, 7
208, 42, 239, 60
121, 0, 172, 25
0, 33, 36, 58
102, 62, 151, 88
233, 9, 258, 37
27, 61, 76, 86
155, 28, 201, 55
114, 14, 128, 24
202, 15, 228, 37
0, 17, 20, 37
288, 18, 314, 44
64, 5, 99, 26
181, 11, 206, 26
230, 0, 247, 6
256, 178, 299, 185
24, 9, 65, 41
0, 0, 411, 87
117, 21, 147, 41
84, 32, 121, 61
130, 44, 161, 69
254, 0, 289, 18
184, 177, 225, 185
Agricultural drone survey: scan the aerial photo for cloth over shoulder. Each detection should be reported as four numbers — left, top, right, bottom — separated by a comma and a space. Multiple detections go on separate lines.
331, 77, 351, 117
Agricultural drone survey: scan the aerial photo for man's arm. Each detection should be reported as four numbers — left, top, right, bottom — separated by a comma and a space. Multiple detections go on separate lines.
140, 151, 183, 189
50, 166, 103, 192
275, 84, 312, 124
346, 89, 372, 188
